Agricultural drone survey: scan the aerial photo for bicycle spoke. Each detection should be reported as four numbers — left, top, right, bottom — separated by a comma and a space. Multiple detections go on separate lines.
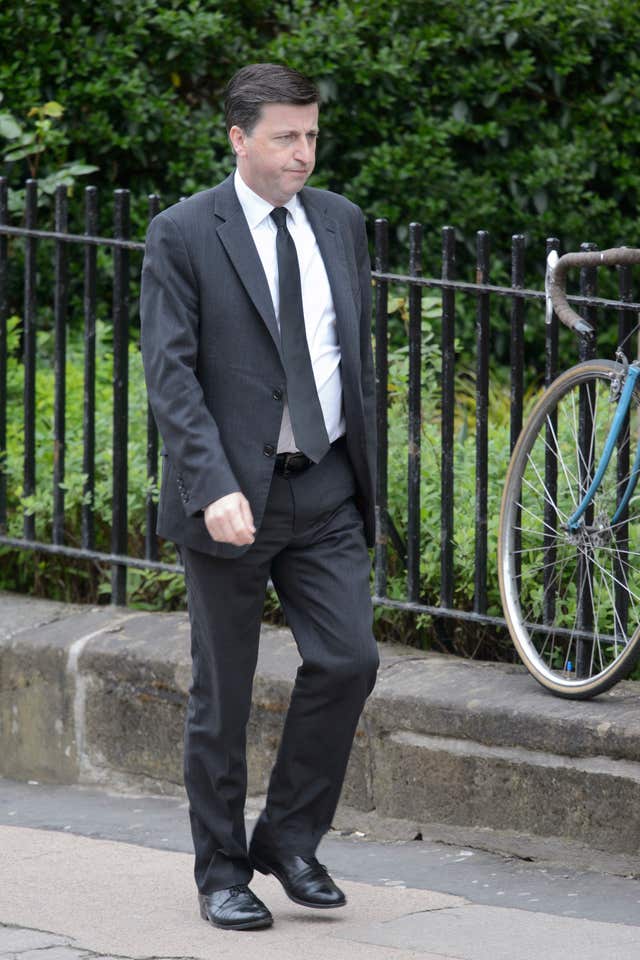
521, 464, 570, 524
544, 409, 582, 506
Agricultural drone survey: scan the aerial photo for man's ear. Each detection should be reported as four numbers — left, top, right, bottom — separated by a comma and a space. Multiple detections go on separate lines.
228, 125, 247, 158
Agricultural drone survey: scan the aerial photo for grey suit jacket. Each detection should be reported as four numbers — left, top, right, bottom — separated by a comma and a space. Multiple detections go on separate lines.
140, 172, 376, 558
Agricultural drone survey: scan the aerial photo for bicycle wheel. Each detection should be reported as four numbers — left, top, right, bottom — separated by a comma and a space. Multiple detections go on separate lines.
499, 359, 640, 698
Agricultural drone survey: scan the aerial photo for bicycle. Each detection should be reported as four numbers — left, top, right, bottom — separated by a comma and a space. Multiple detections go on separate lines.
498, 246, 640, 699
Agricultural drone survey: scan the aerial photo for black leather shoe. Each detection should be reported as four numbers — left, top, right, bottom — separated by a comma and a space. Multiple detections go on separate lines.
198, 885, 273, 930
250, 846, 346, 909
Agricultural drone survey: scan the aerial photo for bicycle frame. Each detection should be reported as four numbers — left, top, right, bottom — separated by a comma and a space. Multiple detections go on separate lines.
566, 363, 640, 532
545, 247, 640, 537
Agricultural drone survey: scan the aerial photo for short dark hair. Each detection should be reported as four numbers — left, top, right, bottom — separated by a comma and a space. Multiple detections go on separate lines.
224, 63, 319, 134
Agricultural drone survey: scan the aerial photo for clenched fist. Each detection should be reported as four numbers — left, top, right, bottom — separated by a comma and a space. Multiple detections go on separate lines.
204, 492, 256, 546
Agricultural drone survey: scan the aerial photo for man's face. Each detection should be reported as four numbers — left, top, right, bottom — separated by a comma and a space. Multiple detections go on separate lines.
229, 101, 319, 207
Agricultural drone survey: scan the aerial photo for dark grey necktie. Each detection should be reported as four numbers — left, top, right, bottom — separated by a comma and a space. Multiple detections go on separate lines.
270, 206, 330, 462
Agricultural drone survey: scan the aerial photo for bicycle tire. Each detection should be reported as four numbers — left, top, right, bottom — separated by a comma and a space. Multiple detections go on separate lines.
499, 359, 640, 699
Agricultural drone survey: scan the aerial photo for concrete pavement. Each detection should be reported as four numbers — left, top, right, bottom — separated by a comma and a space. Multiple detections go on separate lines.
2, 779, 640, 959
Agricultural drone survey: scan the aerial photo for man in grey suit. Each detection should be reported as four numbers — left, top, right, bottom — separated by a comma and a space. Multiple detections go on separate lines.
141, 63, 378, 931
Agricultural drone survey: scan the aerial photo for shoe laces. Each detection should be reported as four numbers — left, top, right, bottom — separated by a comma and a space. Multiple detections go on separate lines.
228, 884, 249, 897
302, 857, 328, 874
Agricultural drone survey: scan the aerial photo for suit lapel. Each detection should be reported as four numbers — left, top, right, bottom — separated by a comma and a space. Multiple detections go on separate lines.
214, 176, 283, 363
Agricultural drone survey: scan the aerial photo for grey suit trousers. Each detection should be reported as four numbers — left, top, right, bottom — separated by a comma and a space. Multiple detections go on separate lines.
181, 439, 379, 894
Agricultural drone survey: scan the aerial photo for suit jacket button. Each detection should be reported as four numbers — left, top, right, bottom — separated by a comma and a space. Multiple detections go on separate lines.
272, 389, 283, 401
263, 443, 275, 457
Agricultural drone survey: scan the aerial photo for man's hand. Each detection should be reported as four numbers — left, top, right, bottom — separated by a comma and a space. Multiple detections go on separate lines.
204, 492, 256, 546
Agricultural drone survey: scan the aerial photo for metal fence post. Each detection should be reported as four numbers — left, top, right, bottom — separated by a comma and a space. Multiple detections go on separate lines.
542, 237, 560, 627
145, 194, 161, 563
0, 178, 7, 534
575, 241, 598, 673
440, 226, 456, 620
23, 180, 37, 541
52, 185, 69, 545
407, 222, 422, 603
82, 186, 98, 551
111, 189, 130, 604
374, 218, 389, 600
509, 235, 525, 452
474, 231, 490, 615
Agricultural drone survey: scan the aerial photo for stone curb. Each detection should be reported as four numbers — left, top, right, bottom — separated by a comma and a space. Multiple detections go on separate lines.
3, 591, 640, 855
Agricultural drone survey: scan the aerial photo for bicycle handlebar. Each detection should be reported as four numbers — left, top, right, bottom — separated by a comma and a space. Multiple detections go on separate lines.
545, 246, 640, 337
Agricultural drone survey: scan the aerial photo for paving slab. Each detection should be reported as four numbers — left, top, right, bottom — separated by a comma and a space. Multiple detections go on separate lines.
0, 928, 70, 954
7, 950, 89, 960
338, 904, 640, 960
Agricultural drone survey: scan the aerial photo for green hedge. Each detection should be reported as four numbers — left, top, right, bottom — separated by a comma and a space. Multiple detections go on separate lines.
2, 0, 639, 265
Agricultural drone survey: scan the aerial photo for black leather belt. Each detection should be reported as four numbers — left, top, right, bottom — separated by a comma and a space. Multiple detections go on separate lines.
273, 437, 345, 478
274, 450, 314, 476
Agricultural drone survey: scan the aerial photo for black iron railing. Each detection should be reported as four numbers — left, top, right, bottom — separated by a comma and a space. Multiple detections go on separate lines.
1, 176, 639, 630
371, 224, 639, 633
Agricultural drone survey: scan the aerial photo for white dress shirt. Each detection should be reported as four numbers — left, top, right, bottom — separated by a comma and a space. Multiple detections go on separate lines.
234, 169, 345, 453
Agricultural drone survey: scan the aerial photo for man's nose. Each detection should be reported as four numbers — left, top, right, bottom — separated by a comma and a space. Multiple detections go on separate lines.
294, 137, 313, 164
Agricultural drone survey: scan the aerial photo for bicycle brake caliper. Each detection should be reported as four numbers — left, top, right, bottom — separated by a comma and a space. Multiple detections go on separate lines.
609, 351, 629, 402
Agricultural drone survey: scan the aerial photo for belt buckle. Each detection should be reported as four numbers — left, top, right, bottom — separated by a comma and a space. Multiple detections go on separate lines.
275, 451, 294, 477
280, 451, 309, 477
282, 452, 294, 477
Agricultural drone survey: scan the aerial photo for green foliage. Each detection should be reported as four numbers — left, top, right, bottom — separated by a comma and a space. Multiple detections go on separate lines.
0, 314, 182, 606
4, 317, 144, 535
1, 0, 639, 263
0, 91, 98, 212
376, 293, 516, 657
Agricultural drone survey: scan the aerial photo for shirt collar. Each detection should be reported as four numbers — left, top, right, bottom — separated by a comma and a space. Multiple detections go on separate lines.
234, 168, 300, 229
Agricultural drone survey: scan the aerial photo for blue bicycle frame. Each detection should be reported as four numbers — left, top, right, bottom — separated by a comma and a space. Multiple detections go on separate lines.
567, 364, 640, 533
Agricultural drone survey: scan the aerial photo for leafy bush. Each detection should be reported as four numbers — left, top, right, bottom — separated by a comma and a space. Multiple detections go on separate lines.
0, 93, 98, 212
1, 0, 639, 269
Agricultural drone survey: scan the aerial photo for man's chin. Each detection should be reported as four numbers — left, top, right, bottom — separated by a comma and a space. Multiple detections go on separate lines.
286, 170, 310, 184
